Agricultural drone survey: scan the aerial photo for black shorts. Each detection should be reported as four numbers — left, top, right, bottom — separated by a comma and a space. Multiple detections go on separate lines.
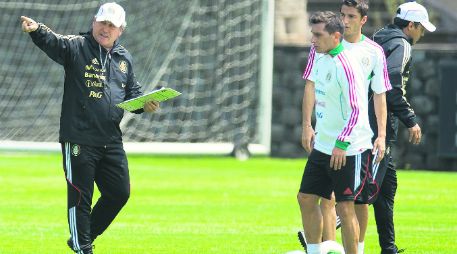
299, 149, 371, 202
354, 149, 374, 204
359, 145, 391, 204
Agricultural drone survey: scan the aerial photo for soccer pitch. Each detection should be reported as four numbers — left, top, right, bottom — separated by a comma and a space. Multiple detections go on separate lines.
0, 153, 456, 253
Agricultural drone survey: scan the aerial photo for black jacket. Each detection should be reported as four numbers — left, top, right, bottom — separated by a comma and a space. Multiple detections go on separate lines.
29, 24, 143, 146
369, 24, 417, 145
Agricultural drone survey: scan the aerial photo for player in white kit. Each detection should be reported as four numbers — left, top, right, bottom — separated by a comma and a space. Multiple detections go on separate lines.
299, 1, 391, 253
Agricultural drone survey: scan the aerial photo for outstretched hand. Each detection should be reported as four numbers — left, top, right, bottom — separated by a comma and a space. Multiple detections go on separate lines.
21, 16, 38, 33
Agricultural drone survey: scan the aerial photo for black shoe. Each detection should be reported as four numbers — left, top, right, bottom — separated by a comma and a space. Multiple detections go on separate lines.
81, 247, 93, 254
67, 237, 94, 253
297, 230, 308, 252
396, 245, 406, 253
67, 238, 76, 252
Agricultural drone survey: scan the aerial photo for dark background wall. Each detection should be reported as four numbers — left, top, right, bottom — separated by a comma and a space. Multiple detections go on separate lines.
271, 46, 457, 171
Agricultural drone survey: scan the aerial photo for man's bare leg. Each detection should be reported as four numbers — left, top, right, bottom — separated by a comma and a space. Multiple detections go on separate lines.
355, 204, 368, 253
356, 204, 368, 236
297, 192, 323, 254
336, 201, 359, 254
320, 193, 337, 241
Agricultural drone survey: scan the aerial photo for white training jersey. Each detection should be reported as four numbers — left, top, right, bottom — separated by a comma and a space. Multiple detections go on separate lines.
303, 44, 369, 155
341, 35, 392, 94
302, 36, 392, 156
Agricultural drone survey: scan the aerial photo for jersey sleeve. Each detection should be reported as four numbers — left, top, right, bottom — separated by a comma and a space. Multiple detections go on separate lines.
371, 46, 392, 94
302, 45, 316, 82
335, 53, 361, 144
29, 23, 76, 66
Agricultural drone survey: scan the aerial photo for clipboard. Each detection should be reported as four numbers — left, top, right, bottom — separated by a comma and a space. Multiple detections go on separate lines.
116, 87, 181, 112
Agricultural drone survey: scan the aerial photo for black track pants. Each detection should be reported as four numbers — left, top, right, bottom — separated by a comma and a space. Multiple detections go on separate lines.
61, 142, 130, 249
372, 150, 398, 254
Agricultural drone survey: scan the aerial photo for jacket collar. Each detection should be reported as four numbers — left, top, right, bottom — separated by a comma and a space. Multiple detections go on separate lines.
328, 43, 344, 57
376, 24, 414, 45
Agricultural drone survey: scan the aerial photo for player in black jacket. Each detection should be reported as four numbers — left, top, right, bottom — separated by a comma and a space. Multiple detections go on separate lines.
21, 3, 159, 253
369, 2, 435, 253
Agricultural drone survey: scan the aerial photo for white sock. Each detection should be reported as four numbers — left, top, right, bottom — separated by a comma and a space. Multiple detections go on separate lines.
357, 241, 365, 254
307, 243, 322, 254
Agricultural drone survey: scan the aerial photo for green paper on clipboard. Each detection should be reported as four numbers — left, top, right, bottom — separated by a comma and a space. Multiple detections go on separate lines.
116, 87, 181, 112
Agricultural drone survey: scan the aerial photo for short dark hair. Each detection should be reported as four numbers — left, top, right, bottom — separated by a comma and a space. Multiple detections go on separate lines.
309, 11, 345, 35
393, 17, 421, 29
341, 0, 369, 17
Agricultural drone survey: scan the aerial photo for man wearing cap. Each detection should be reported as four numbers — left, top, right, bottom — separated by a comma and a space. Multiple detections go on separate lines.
370, 1, 436, 253
20, 2, 159, 253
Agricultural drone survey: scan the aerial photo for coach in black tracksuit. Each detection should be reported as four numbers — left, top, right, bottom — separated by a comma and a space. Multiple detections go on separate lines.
21, 3, 159, 254
368, 2, 435, 254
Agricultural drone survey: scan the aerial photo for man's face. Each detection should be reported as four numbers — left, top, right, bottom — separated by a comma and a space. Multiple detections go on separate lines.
340, 5, 367, 38
92, 20, 123, 49
311, 23, 339, 54
409, 23, 425, 44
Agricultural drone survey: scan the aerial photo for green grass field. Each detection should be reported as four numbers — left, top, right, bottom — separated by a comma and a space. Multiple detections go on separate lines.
0, 153, 456, 253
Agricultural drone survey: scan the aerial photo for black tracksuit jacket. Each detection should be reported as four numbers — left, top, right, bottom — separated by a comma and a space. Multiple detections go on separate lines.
369, 24, 418, 146
29, 24, 143, 146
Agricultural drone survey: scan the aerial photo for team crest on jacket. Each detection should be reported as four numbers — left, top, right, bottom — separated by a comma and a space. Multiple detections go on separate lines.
71, 144, 80, 156
119, 60, 128, 73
